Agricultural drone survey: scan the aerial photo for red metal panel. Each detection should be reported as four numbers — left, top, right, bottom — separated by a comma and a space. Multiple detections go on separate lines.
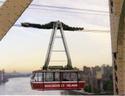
31, 81, 85, 90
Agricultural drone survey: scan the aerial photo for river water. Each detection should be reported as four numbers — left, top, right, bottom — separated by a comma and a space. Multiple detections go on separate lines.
0, 77, 68, 95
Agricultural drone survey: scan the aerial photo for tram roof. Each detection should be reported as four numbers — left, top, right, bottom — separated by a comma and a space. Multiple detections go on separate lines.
32, 69, 82, 73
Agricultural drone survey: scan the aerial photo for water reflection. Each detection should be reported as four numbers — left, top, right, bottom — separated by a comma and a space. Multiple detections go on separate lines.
0, 77, 65, 95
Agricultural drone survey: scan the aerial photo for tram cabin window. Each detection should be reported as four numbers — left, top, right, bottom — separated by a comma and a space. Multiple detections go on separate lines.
54, 72, 60, 81
32, 73, 42, 82
31, 71, 82, 82
31, 73, 35, 81
63, 72, 70, 81
32, 72, 43, 82
31, 73, 35, 79
78, 71, 83, 80
70, 72, 77, 81
45, 72, 54, 82
32, 73, 37, 81
38, 72, 43, 82
62, 72, 78, 81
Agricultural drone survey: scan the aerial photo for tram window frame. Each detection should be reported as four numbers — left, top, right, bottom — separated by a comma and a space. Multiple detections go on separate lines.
36, 73, 39, 82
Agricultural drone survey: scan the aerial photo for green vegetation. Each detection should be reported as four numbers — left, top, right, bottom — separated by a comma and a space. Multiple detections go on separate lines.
103, 80, 113, 92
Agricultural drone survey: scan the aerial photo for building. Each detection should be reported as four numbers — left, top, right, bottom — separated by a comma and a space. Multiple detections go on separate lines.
83, 65, 113, 93
0, 69, 7, 84
109, 0, 125, 95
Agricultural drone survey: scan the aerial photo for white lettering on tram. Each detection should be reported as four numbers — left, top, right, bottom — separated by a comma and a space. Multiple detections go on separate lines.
44, 83, 78, 88
61, 84, 64, 87
66, 84, 78, 87
44, 84, 60, 88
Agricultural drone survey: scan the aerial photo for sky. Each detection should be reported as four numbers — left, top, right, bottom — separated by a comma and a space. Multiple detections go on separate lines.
0, 0, 112, 72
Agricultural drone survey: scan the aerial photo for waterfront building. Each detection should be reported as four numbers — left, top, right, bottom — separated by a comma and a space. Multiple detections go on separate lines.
83, 65, 113, 93
0, 69, 7, 84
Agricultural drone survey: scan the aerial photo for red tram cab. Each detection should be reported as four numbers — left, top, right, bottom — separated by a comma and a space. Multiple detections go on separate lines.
31, 70, 85, 90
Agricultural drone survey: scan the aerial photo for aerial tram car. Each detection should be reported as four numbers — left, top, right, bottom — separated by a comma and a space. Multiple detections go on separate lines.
22, 21, 85, 90
31, 69, 84, 90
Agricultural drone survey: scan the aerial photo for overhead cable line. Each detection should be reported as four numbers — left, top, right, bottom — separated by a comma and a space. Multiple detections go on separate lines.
29, 4, 109, 16
0, 1, 109, 15
0, 1, 109, 14
28, 7, 108, 16
0, 1, 109, 13
31, 4, 109, 14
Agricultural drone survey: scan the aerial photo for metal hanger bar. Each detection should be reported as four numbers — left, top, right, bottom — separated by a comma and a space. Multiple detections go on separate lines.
59, 21, 72, 68
52, 50, 65, 52
50, 60, 66, 62
55, 36, 62, 38
43, 23, 57, 69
